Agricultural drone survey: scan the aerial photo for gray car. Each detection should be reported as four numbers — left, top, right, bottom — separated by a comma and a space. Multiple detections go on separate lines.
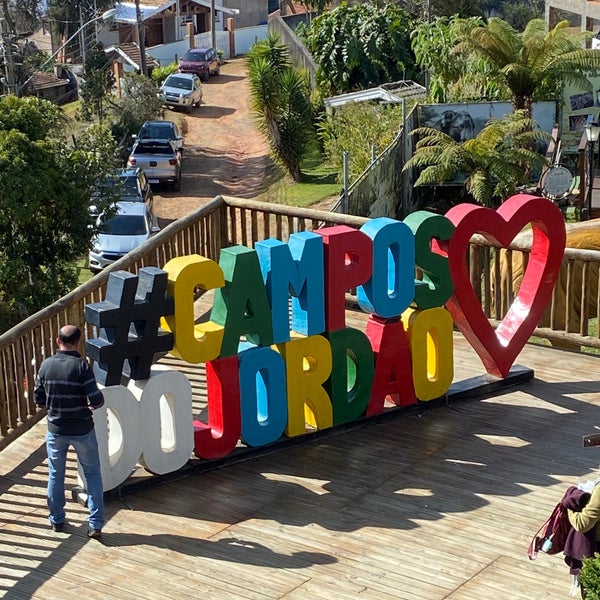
159, 73, 203, 113
127, 139, 182, 190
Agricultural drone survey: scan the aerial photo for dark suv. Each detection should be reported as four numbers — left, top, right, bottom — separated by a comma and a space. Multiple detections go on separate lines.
135, 120, 183, 153
90, 167, 153, 215
178, 47, 220, 81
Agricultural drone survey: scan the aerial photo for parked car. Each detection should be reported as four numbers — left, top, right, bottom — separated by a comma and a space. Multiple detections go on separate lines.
127, 139, 182, 190
88, 201, 160, 272
178, 47, 220, 81
134, 121, 184, 153
90, 167, 154, 216
159, 74, 203, 113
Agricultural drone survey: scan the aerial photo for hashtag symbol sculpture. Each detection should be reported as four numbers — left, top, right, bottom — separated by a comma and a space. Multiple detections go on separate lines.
85, 268, 175, 386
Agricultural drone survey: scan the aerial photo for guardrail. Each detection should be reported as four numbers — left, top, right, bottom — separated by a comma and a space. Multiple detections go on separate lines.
471, 233, 600, 349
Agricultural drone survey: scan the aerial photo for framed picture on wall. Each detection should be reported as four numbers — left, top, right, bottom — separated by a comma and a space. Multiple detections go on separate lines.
569, 113, 593, 132
570, 92, 595, 111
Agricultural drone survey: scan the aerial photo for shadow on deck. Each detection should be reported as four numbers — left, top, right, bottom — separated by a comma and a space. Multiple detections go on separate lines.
2, 330, 600, 599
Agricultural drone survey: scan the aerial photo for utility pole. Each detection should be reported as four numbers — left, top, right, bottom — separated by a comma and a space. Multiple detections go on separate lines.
79, 5, 87, 67
80, 0, 96, 67
135, 0, 147, 76
211, 0, 216, 51
0, 18, 15, 94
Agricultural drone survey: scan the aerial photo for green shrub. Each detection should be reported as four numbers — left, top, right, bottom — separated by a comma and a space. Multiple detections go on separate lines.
318, 102, 405, 183
580, 553, 600, 599
109, 74, 164, 134
247, 35, 314, 182
151, 62, 179, 85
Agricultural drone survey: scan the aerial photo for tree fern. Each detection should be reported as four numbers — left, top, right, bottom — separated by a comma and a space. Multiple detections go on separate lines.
405, 111, 549, 207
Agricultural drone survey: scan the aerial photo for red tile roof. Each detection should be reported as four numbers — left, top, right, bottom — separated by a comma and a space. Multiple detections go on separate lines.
110, 42, 160, 69
30, 72, 69, 90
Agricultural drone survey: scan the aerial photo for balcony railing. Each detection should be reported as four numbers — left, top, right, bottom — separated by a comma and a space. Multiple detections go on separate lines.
1, 195, 599, 451
0, 196, 366, 451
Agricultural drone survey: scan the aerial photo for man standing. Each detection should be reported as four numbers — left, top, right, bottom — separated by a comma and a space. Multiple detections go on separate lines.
34, 324, 105, 540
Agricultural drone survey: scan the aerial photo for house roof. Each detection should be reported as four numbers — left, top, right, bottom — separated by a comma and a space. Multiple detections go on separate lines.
105, 42, 160, 70
113, 0, 235, 23
270, 2, 330, 17
114, 0, 176, 23
190, 0, 236, 14
29, 72, 69, 91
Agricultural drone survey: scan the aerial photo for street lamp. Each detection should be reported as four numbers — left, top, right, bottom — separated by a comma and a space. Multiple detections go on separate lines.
584, 121, 600, 220
17, 8, 117, 96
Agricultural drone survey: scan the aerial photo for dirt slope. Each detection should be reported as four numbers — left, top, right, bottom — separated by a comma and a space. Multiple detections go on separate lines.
154, 58, 271, 225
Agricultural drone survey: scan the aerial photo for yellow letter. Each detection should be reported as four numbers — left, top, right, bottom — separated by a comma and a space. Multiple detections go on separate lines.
402, 307, 453, 401
162, 255, 224, 363
277, 335, 333, 436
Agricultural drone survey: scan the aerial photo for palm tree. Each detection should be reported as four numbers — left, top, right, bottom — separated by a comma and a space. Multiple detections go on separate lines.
403, 111, 550, 207
247, 35, 313, 182
453, 18, 600, 117
411, 16, 508, 104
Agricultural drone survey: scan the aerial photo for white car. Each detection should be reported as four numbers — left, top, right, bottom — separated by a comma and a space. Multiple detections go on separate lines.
88, 202, 159, 272
159, 73, 203, 113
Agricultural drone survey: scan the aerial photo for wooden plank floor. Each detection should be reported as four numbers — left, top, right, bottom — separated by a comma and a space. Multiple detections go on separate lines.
2, 308, 600, 599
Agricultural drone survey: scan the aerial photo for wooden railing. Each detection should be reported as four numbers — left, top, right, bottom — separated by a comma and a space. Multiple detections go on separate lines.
2, 194, 599, 451
0, 196, 366, 451
471, 234, 600, 349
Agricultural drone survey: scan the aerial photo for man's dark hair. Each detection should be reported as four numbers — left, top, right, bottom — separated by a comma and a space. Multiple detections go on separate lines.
58, 325, 81, 345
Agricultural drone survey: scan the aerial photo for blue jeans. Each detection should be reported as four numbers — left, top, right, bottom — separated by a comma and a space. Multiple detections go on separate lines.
46, 429, 104, 530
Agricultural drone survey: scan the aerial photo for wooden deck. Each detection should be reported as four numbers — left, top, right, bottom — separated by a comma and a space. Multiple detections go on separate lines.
2, 307, 600, 599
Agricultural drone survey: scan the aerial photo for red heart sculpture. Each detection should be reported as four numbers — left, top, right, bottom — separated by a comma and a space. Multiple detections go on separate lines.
443, 194, 566, 378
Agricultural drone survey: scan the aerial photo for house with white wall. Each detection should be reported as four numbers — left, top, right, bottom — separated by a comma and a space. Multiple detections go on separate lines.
105, 0, 267, 48
100, 0, 268, 64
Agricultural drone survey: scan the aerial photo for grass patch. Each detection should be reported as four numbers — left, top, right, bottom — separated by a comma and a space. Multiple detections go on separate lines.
76, 256, 95, 286
256, 142, 340, 208
582, 318, 600, 356
62, 100, 81, 117
61, 100, 89, 139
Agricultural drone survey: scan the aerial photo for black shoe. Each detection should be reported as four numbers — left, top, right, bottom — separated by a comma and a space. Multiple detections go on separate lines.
87, 528, 102, 540
51, 522, 64, 533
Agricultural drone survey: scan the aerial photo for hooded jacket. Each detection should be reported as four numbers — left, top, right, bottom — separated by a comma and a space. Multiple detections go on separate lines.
564, 485, 597, 575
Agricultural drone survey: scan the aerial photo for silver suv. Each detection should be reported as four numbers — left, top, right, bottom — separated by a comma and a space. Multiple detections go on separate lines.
88, 201, 160, 272
159, 73, 203, 113
126, 139, 182, 190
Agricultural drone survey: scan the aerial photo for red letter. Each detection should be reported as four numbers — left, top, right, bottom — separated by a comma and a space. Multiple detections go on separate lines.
193, 356, 241, 459
365, 315, 416, 416
317, 226, 373, 331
